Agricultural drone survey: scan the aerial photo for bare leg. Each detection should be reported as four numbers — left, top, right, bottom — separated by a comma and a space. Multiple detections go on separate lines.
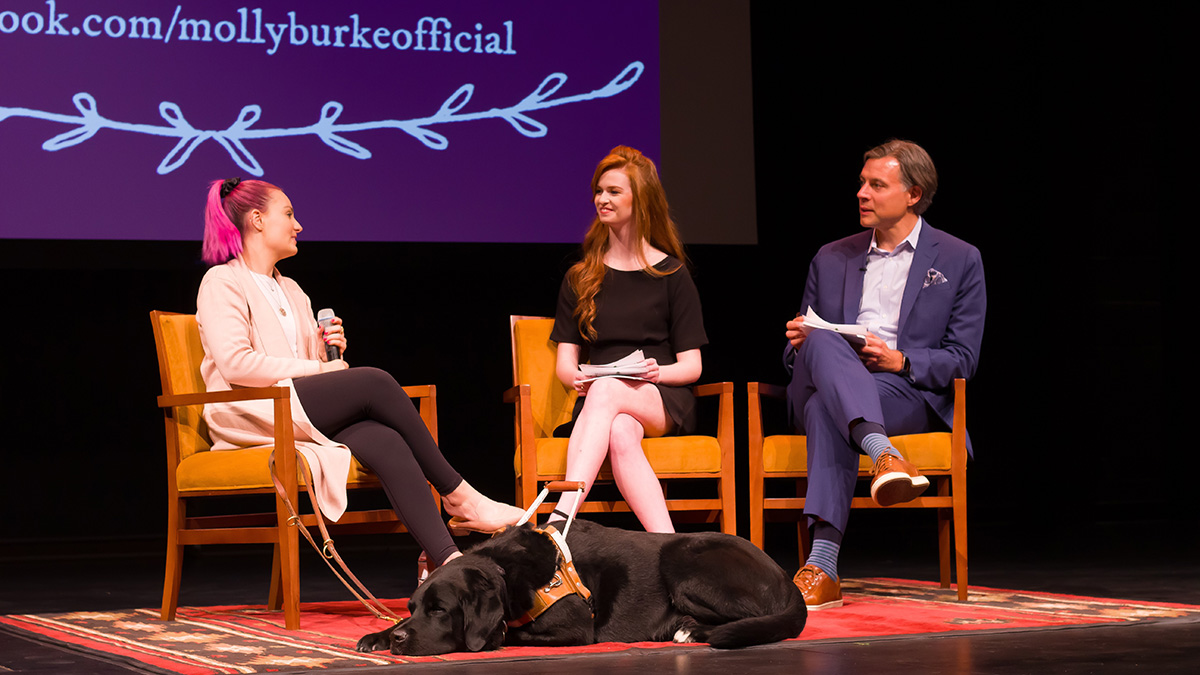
609, 413, 674, 532
553, 378, 671, 527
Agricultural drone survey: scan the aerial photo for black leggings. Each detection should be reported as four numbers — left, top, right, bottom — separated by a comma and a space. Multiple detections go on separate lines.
293, 367, 462, 565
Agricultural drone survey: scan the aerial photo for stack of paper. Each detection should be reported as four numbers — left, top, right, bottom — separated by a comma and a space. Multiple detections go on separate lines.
579, 350, 649, 382
800, 308, 869, 347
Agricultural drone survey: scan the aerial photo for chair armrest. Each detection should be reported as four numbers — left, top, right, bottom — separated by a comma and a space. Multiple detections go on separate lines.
748, 382, 787, 400
158, 386, 287, 408
162, 384, 436, 409
501, 383, 526, 403
693, 381, 732, 398
156, 384, 298, 496
402, 384, 433, 399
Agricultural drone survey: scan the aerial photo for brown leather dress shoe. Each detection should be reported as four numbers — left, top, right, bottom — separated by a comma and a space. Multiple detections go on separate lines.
793, 564, 843, 610
870, 453, 929, 507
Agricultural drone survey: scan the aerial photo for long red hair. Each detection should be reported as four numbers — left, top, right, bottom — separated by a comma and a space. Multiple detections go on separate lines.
567, 146, 687, 340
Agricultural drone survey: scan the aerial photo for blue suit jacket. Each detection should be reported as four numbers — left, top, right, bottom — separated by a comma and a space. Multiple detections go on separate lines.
784, 221, 986, 452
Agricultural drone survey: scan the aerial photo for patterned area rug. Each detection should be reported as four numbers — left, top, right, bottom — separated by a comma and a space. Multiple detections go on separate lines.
2, 578, 1198, 674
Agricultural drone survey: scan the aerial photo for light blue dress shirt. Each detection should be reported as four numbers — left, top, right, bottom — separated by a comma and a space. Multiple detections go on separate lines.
856, 218, 923, 350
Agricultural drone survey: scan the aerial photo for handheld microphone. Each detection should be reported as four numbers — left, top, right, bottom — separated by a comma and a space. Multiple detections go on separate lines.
316, 308, 341, 361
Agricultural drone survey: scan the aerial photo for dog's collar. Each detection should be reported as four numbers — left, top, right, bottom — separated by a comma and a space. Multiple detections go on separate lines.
505, 525, 592, 628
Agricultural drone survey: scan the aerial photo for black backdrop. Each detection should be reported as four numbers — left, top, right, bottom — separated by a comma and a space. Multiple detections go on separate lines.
0, 6, 1178, 553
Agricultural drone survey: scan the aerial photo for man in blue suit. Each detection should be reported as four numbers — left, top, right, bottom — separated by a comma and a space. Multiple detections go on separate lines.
784, 140, 985, 609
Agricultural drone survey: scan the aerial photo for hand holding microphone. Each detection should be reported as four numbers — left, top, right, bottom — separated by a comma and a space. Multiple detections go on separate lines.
316, 308, 345, 361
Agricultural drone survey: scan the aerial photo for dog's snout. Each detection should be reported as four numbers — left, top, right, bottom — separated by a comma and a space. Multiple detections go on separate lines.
388, 626, 412, 655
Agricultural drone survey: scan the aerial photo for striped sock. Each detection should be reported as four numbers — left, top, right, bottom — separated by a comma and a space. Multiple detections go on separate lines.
859, 432, 901, 464
807, 538, 841, 580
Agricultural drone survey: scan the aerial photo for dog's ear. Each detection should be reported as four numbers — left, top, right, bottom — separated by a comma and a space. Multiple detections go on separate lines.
461, 567, 506, 652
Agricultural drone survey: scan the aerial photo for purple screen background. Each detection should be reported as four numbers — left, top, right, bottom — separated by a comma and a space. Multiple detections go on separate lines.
0, 0, 660, 242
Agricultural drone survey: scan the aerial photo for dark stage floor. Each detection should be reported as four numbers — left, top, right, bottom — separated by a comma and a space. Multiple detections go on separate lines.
2, 517, 1198, 674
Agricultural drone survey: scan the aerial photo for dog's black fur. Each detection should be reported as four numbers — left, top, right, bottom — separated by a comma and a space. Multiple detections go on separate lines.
356, 520, 806, 655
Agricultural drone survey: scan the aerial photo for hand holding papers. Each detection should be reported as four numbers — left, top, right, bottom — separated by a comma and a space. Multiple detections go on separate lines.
799, 308, 869, 347
578, 350, 651, 383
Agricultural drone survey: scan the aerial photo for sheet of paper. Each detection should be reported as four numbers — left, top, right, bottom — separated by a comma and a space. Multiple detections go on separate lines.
801, 309, 868, 347
579, 349, 649, 378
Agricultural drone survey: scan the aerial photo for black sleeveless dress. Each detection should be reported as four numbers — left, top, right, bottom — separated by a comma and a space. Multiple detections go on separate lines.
550, 256, 708, 435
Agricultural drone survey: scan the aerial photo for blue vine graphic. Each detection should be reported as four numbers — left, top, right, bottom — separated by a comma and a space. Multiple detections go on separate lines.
0, 61, 643, 176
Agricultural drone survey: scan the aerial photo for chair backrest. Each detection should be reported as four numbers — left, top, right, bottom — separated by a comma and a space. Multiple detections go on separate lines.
150, 311, 212, 460
510, 316, 577, 439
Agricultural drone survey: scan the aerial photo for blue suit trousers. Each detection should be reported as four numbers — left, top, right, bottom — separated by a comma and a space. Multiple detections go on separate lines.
786, 330, 941, 533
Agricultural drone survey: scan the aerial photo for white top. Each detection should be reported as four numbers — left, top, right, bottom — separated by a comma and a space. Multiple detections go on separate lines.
250, 271, 299, 356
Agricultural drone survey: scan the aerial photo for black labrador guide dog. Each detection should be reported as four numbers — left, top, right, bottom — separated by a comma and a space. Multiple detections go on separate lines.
357, 519, 807, 655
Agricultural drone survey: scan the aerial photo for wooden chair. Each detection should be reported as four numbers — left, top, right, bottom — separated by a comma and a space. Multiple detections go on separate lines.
503, 316, 736, 533
151, 310, 439, 629
748, 379, 968, 600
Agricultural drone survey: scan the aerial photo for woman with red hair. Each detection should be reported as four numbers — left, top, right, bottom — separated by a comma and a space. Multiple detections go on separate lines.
549, 146, 708, 532
196, 177, 522, 573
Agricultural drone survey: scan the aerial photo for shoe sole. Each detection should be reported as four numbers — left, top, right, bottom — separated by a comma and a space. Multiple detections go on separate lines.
871, 472, 930, 507
446, 517, 503, 535
805, 598, 844, 611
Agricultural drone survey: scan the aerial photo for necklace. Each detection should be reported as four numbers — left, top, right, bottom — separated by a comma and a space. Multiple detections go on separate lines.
253, 273, 288, 316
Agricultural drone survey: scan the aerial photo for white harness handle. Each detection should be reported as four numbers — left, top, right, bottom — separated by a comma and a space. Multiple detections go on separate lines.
515, 481, 586, 562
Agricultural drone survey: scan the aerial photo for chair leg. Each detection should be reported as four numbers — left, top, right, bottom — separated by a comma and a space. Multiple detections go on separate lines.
954, 486, 969, 601
749, 476, 765, 549
275, 500, 301, 629
938, 507, 952, 588
797, 520, 812, 566
795, 479, 811, 566
719, 475, 737, 536
937, 477, 952, 589
268, 544, 283, 611
160, 499, 184, 621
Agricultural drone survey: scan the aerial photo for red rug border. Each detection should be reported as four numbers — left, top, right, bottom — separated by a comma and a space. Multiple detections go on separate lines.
4, 577, 1200, 674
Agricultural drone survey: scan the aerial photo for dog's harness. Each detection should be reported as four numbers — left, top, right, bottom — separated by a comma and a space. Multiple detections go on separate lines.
504, 482, 594, 628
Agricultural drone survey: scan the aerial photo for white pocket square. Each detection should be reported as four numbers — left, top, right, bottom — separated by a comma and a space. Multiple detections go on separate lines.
923, 268, 948, 288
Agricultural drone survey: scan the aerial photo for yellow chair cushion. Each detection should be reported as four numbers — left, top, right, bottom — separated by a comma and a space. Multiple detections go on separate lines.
515, 436, 723, 478
762, 432, 952, 474
177, 447, 374, 492
511, 318, 726, 480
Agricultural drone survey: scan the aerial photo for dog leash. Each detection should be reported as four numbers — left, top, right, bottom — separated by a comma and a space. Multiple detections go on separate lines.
268, 449, 404, 624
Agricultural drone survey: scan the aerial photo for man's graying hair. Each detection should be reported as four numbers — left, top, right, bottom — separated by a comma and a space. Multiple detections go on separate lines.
864, 140, 938, 216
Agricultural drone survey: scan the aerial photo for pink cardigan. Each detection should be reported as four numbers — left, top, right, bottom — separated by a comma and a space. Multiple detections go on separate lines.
196, 257, 351, 520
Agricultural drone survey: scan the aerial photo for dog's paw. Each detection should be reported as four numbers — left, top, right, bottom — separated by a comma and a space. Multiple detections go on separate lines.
672, 627, 696, 643
356, 630, 392, 653
672, 616, 702, 643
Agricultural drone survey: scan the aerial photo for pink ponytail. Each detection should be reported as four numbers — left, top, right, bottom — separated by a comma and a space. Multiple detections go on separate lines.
201, 178, 280, 266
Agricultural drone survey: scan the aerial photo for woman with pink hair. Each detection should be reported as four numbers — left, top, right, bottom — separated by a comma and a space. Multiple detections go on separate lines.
196, 177, 522, 573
